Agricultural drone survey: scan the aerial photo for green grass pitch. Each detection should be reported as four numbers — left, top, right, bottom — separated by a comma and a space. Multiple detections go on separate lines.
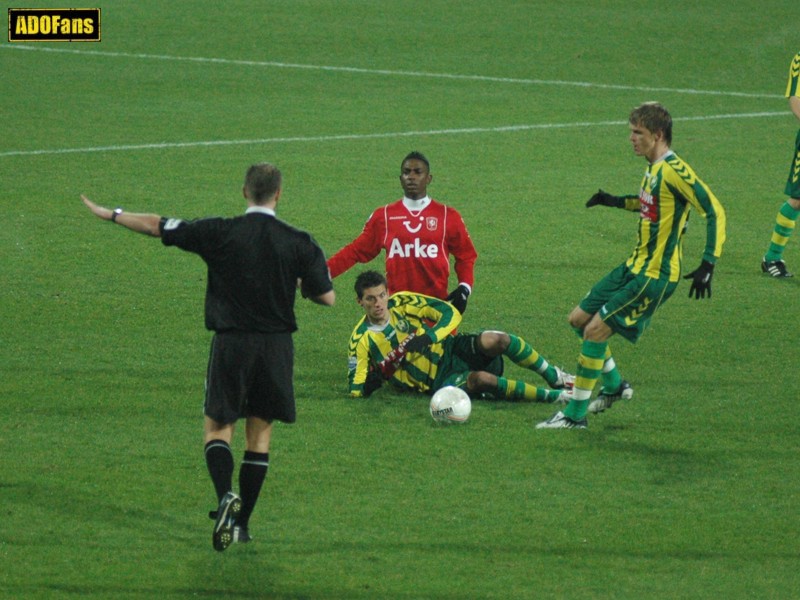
2, 1, 798, 598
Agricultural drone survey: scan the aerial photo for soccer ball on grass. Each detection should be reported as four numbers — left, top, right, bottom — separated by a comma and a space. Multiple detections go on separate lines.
429, 386, 471, 424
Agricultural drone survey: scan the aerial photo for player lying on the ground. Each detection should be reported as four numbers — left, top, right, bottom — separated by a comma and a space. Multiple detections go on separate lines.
347, 271, 573, 402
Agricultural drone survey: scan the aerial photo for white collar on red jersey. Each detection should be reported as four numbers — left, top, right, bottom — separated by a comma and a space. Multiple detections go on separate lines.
402, 195, 431, 212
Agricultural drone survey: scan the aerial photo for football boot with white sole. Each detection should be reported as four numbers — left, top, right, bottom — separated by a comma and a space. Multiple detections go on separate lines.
535, 410, 587, 429
588, 380, 633, 414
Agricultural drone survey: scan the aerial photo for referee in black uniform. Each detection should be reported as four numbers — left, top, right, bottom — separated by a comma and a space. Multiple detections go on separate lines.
81, 162, 335, 551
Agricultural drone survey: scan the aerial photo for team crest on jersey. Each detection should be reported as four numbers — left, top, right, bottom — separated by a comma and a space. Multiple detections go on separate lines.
395, 318, 411, 333
426, 216, 438, 231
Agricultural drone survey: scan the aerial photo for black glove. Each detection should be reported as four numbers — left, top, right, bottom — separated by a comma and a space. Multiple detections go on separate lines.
404, 333, 433, 354
376, 334, 433, 379
683, 260, 715, 299
586, 189, 625, 208
445, 284, 470, 314
362, 367, 383, 397
376, 334, 415, 378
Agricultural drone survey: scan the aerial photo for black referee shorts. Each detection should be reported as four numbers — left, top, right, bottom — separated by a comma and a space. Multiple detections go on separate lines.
204, 331, 295, 424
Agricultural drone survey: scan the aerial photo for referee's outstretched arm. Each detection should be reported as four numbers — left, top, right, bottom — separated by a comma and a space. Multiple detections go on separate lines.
81, 194, 162, 237
82, 193, 335, 310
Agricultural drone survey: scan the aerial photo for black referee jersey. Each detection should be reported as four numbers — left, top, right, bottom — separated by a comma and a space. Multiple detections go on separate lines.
159, 206, 332, 334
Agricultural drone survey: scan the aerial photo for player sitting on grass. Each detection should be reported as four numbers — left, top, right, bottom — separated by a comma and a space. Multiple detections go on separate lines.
347, 270, 573, 402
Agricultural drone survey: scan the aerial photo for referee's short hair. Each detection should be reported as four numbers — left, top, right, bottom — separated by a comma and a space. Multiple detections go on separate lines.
244, 163, 282, 203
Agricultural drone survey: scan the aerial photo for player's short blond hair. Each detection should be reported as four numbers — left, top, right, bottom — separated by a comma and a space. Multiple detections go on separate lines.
629, 102, 673, 146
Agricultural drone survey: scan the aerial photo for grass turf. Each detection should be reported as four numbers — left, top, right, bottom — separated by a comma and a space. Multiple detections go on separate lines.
2, 1, 799, 598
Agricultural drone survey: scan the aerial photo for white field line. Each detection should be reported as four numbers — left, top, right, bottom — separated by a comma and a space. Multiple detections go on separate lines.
0, 45, 787, 158
2, 44, 783, 99
0, 113, 787, 158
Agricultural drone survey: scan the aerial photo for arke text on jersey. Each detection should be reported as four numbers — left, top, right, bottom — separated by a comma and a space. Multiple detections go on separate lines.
388, 238, 440, 258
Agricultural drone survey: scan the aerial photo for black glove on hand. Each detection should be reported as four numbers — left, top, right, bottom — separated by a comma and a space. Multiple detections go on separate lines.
445, 284, 470, 314
684, 260, 715, 299
586, 189, 625, 208
362, 367, 383, 397
404, 333, 433, 354
377, 334, 414, 378
377, 333, 433, 378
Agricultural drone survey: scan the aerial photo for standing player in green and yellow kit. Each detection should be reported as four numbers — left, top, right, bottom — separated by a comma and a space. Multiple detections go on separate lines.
537, 102, 727, 429
347, 271, 573, 402
761, 51, 800, 277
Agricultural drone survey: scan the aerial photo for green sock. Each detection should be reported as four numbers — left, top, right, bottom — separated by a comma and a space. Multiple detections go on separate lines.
765, 201, 800, 261
505, 334, 558, 385
601, 345, 622, 393
564, 340, 607, 421
497, 377, 554, 402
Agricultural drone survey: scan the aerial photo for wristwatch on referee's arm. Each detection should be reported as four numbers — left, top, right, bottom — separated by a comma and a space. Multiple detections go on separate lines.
111, 207, 123, 222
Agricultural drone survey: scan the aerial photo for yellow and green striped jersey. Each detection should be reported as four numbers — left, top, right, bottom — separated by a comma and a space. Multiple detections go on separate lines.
625, 151, 726, 282
786, 51, 800, 98
348, 291, 460, 397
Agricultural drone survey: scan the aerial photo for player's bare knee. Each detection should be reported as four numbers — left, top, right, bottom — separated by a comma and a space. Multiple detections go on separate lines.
584, 317, 613, 342
467, 371, 493, 392
477, 330, 508, 354
465, 371, 480, 392
568, 307, 589, 330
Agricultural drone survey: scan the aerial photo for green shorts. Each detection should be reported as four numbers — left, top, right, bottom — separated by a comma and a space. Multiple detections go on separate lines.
432, 333, 504, 394
784, 128, 800, 199
579, 263, 678, 343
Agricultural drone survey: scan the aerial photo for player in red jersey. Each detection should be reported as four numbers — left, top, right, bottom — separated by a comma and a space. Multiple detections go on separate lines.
327, 152, 478, 314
